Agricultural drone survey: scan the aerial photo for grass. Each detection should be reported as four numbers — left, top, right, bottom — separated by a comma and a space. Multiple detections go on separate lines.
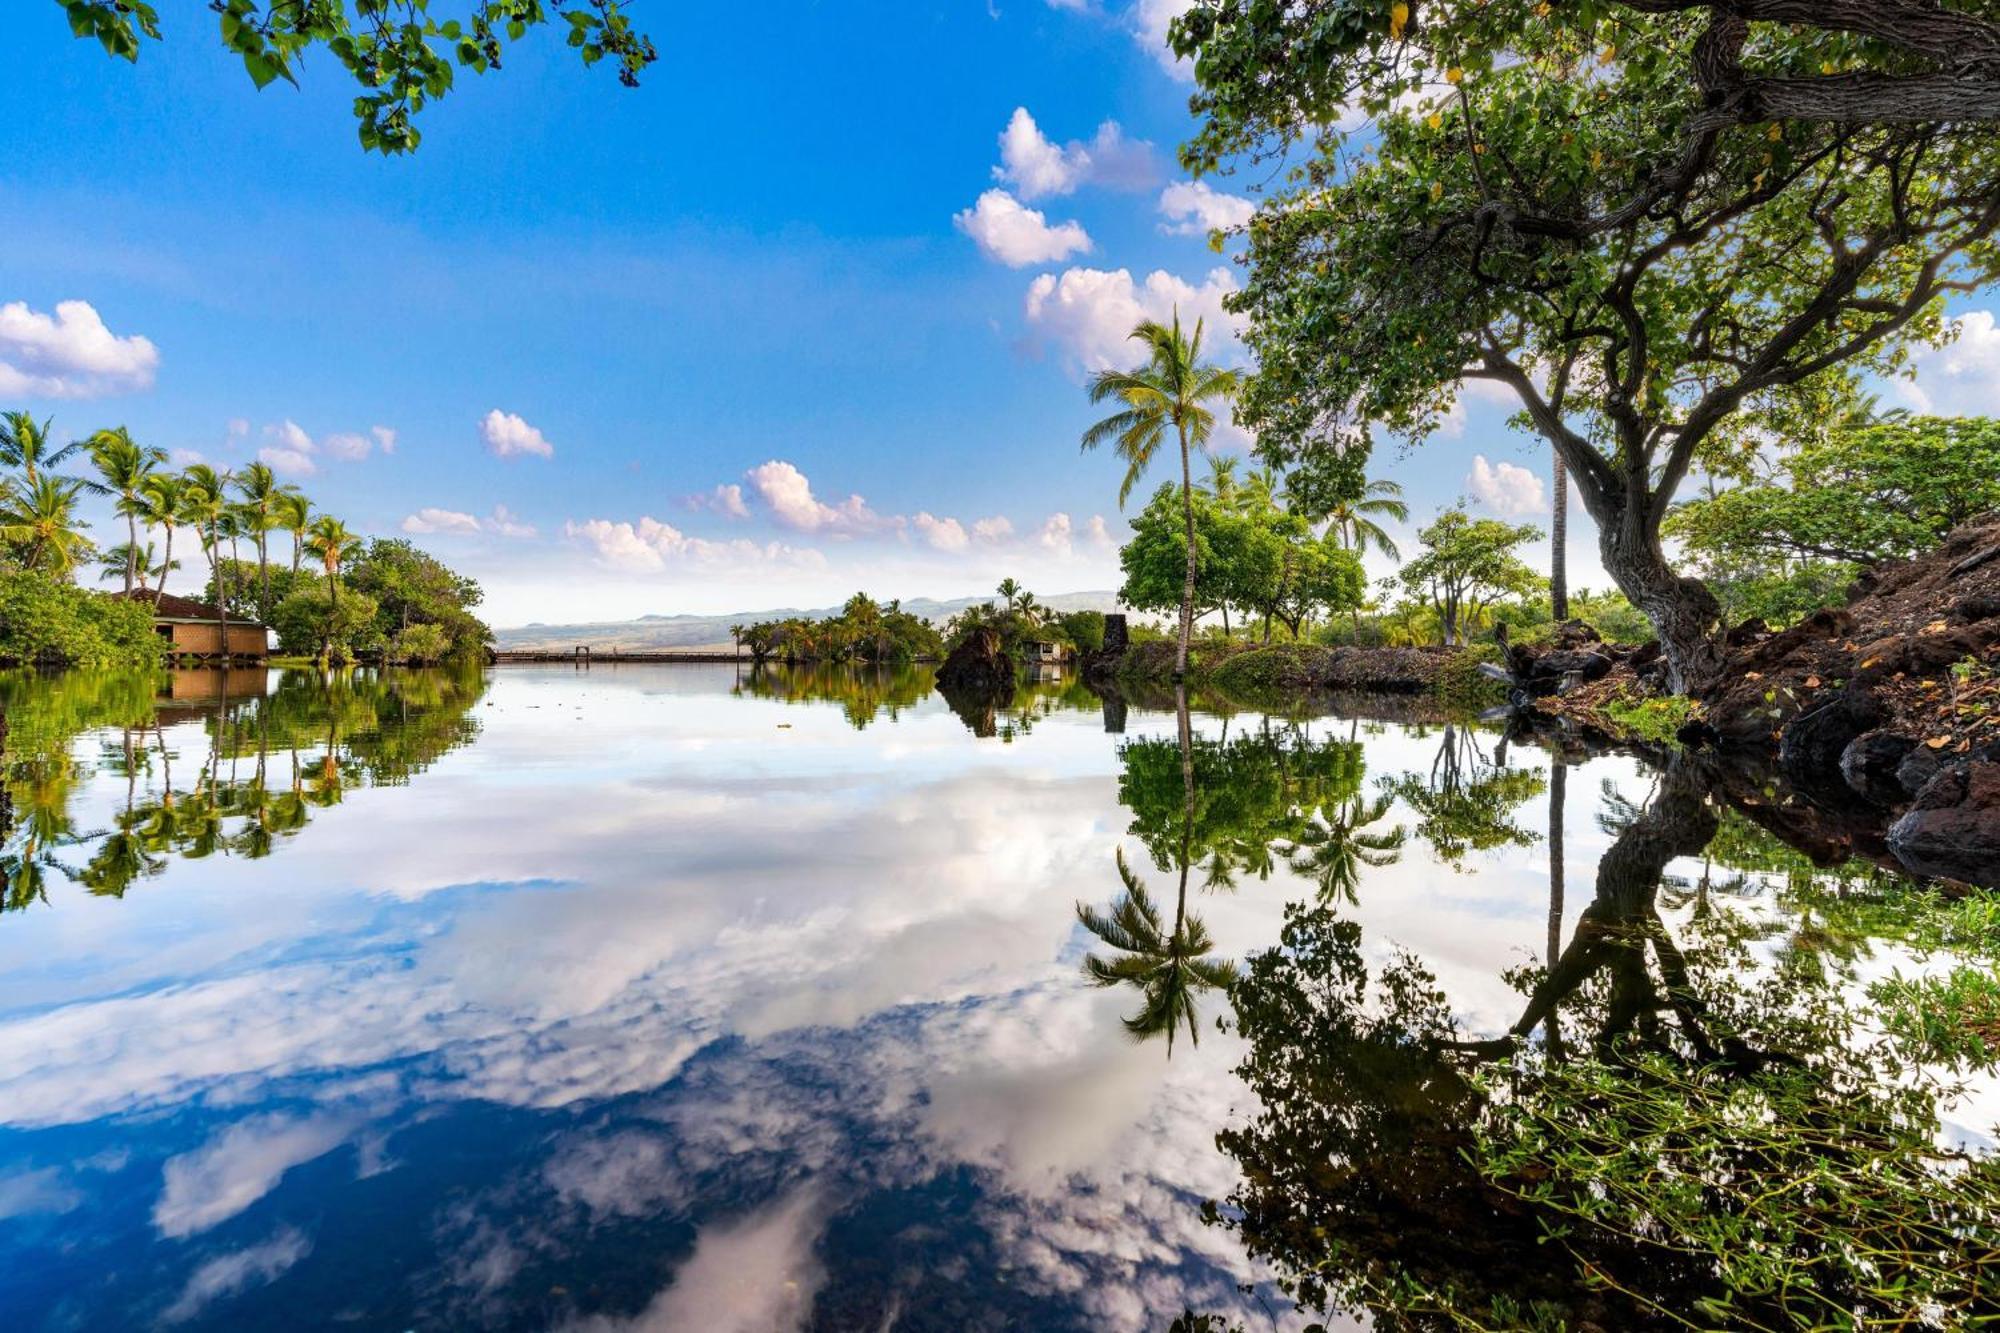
1601, 689, 1696, 744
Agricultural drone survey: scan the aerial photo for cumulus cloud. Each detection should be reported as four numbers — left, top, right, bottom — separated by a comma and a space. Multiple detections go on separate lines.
0, 299, 159, 398
1895, 309, 2000, 415
254, 418, 391, 475
993, 108, 1156, 200
954, 190, 1092, 267
1037, 512, 1075, 557
1131, 0, 1196, 78
153, 1113, 352, 1239
743, 460, 885, 534
688, 483, 751, 520
972, 516, 1015, 543
399, 504, 534, 538
913, 512, 971, 552
1467, 454, 1547, 516
481, 409, 555, 460
1157, 181, 1254, 237
565, 516, 826, 575
161, 1227, 311, 1325
1085, 514, 1114, 550
258, 420, 317, 476
1023, 265, 1245, 371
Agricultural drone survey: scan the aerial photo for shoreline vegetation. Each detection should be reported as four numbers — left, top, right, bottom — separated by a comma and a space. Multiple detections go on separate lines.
0, 411, 492, 671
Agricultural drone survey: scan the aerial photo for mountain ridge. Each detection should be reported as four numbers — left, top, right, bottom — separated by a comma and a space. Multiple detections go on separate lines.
496, 590, 1125, 650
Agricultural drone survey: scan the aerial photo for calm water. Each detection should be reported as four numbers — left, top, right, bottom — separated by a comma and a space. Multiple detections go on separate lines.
0, 665, 1992, 1331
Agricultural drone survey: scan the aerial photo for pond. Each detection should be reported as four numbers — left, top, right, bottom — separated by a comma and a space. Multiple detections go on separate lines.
0, 665, 1994, 1331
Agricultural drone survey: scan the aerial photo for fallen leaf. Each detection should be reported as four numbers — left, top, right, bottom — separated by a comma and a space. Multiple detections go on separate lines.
1927, 736, 1952, 749
1860, 657, 1880, 669
1804, 675, 1821, 688
1923, 619, 1949, 635
1743, 671, 1763, 681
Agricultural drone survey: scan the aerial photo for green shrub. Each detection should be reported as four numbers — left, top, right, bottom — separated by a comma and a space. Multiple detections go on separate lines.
390, 621, 451, 665
0, 573, 158, 667
1603, 690, 1695, 744
1433, 642, 1507, 709
273, 584, 381, 661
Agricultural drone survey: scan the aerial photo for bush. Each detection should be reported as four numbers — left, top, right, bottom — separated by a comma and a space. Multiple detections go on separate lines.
273, 584, 381, 661
1056, 610, 1106, 654
0, 572, 158, 667
390, 621, 451, 665
1433, 642, 1508, 709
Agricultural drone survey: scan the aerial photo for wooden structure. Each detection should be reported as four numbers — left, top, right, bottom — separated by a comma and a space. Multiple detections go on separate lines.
115, 590, 270, 662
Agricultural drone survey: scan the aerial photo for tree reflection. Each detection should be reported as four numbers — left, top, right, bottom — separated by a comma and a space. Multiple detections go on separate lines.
0, 666, 485, 915
1209, 755, 2000, 1329
1384, 722, 1545, 868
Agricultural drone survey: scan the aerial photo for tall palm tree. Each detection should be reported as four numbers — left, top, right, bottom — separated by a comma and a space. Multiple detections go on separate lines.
304, 515, 359, 659
0, 475, 92, 576
275, 490, 313, 576
1204, 453, 1240, 507
87, 427, 167, 593
233, 462, 287, 619
135, 472, 187, 596
0, 412, 86, 486
1082, 310, 1243, 679
1323, 477, 1410, 560
181, 465, 233, 647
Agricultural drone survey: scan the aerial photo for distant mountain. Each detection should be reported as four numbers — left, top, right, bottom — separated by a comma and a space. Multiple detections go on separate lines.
494, 591, 1127, 651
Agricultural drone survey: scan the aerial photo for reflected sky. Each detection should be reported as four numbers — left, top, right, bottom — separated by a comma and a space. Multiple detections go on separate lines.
0, 664, 1958, 1331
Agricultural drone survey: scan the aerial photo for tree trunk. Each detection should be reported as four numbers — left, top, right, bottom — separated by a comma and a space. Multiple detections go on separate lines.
1175, 422, 1196, 680
258, 533, 270, 621
124, 506, 138, 595
162, 526, 174, 597
1598, 513, 1726, 693
1551, 447, 1568, 622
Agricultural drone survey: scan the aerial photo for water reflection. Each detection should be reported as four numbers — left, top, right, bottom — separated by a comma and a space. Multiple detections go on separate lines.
1211, 751, 2000, 1329
0, 667, 484, 915
0, 665, 1991, 1331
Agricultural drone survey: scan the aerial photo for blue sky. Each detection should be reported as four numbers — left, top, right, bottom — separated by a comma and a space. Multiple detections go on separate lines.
4, 3, 1996, 626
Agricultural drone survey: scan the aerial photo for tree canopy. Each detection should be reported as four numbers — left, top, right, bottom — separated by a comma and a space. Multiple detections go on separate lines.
1171, 0, 2000, 689
1395, 507, 1542, 646
59, 0, 656, 153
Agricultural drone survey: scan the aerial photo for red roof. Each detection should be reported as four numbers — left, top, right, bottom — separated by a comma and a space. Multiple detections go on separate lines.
112, 589, 266, 627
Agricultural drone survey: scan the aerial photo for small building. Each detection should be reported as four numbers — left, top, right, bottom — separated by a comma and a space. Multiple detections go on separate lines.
1021, 640, 1068, 664
115, 590, 270, 662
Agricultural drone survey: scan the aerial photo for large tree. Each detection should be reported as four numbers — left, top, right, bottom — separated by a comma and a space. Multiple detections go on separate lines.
1172, 1, 2000, 690
59, 0, 656, 153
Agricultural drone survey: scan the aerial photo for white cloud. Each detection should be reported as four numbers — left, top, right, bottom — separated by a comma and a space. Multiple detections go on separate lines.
401, 507, 483, 536
0, 299, 159, 398
913, 512, 971, 552
993, 108, 1155, 201
1157, 181, 1254, 237
1023, 265, 1246, 371
321, 431, 373, 462
371, 425, 397, 455
565, 516, 826, 575
1467, 454, 1547, 516
743, 460, 885, 534
1132, 0, 1196, 78
972, 516, 1015, 543
481, 409, 555, 460
954, 190, 1092, 267
1085, 514, 1114, 550
153, 1113, 352, 1239
689, 483, 751, 520
258, 420, 317, 477
1896, 309, 2000, 414
161, 1227, 311, 1325
1037, 512, 1076, 557
487, 503, 536, 539
403, 504, 538, 540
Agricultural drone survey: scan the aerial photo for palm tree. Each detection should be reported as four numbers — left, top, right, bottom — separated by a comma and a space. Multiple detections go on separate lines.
275, 490, 312, 576
87, 427, 166, 593
1204, 453, 1240, 507
729, 623, 746, 658
1286, 792, 1406, 906
1076, 847, 1238, 1052
1082, 310, 1243, 679
181, 466, 233, 648
0, 412, 86, 486
0, 475, 92, 576
304, 515, 359, 659
99, 541, 165, 592
1322, 477, 1410, 560
135, 473, 187, 596
233, 462, 287, 619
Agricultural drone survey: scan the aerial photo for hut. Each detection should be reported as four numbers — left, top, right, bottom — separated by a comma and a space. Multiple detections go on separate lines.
114, 590, 270, 662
